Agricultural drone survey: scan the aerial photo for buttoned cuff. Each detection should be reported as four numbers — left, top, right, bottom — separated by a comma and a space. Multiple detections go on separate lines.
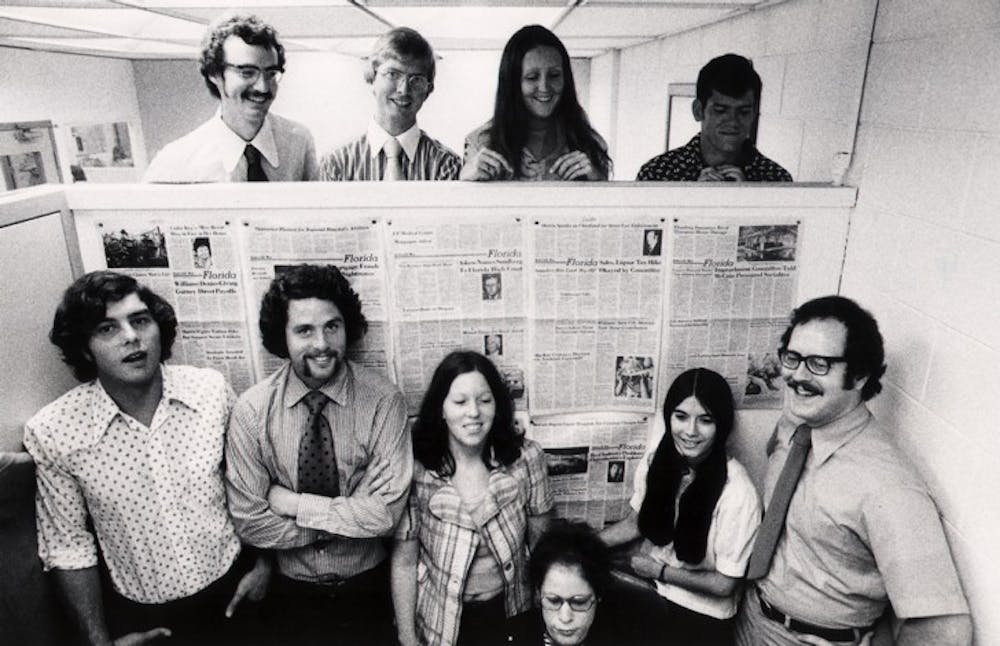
295, 492, 333, 530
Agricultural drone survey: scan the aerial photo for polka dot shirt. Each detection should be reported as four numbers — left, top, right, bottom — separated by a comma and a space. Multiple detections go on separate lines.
23, 365, 241, 603
636, 134, 793, 182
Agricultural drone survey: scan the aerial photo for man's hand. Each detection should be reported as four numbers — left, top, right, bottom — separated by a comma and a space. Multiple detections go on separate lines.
225, 555, 272, 618
112, 628, 171, 646
460, 147, 513, 181
550, 151, 597, 180
629, 553, 662, 580
357, 457, 393, 499
697, 165, 745, 182
796, 633, 872, 646
267, 484, 299, 517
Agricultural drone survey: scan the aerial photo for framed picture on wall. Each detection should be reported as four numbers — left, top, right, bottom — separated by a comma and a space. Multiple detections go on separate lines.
0, 121, 62, 192
1, 151, 46, 189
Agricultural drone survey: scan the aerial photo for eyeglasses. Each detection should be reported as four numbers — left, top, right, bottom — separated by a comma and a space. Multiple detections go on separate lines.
778, 349, 847, 376
541, 594, 596, 612
378, 67, 430, 92
225, 64, 284, 84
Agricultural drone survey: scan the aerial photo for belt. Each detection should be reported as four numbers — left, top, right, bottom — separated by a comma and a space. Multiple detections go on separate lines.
758, 593, 874, 643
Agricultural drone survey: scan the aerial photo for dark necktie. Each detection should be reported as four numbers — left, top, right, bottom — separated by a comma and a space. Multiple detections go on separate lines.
746, 423, 812, 580
297, 391, 340, 497
244, 144, 268, 182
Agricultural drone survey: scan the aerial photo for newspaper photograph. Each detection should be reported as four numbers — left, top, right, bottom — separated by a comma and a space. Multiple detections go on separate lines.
239, 215, 392, 379
666, 219, 800, 408
388, 215, 525, 410
528, 412, 650, 528
85, 216, 256, 392
530, 216, 667, 415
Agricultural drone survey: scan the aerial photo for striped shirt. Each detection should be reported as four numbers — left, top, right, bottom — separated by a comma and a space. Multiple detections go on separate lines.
396, 440, 552, 646
225, 360, 411, 582
319, 122, 460, 181
23, 365, 240, 603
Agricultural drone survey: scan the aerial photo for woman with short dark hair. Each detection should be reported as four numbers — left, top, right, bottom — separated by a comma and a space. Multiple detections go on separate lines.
391, 351, 553, 646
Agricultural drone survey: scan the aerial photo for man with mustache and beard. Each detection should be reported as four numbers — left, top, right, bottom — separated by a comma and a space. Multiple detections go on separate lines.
319, 27, 460, 181
226, 264, 411, 646
735, 296, 970, 646
23, 272, 270, 646
636, 54, 791, 182
144, 14, 318, 183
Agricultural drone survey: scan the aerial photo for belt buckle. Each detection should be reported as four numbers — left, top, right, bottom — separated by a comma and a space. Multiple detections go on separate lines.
782, 615, 793, 630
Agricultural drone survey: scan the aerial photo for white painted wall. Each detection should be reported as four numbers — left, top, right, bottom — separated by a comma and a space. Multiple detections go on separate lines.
839, 2, 1000, 643
593, 0, 874, 181
0, 48, 147, 183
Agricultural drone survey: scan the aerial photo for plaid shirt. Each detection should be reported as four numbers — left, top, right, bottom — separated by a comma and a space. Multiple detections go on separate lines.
396, 439, 552, 646
636, 134, 792, 182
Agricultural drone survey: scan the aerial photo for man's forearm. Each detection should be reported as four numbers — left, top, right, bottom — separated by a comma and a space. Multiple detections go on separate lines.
896, 614, 972, 646
53, 567, 113, 646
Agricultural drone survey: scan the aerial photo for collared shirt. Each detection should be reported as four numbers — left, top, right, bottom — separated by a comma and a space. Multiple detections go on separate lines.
630, 453, 761, 619
636, 134, 792, 182
319, 121, 460, 181
143, 110, 319, 183
22, 365, 240, 604
225, 361, 410, 582
758, 404, 969, 628
395, 440, 553, 646
462, 121, 609, 181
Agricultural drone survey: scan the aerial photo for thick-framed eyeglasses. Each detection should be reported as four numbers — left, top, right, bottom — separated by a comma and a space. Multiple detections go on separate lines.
378, 67, 430, 92
225, 64, 284, 84
541, 594, 596, 612
778, 349, 847, 376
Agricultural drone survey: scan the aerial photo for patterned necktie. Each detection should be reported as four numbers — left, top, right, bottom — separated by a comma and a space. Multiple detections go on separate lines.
297, 391, 340, 497
746, 423, 812, 580
383, 137, 404, 181
244, 144, 268, 182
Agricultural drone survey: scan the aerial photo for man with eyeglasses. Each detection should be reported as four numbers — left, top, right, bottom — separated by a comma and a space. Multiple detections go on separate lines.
319, 27, 460, 181
144, 13, 318, 183
735, 296, 971, 646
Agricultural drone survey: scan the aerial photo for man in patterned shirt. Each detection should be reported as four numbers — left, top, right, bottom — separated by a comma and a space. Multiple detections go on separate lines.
23, 271, 269, 646
637, 53, 792, 182
225, 264, 411, 645
319, 27, 461, 181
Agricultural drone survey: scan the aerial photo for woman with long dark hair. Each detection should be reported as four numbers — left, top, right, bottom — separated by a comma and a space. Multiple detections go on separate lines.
460, 25, 611, 181
599, 368, 761, 645
391, 351, 553, 646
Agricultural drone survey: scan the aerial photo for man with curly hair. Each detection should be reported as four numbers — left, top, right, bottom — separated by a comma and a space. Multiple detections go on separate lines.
22, 271, 270, 646
225, 264, 411, 645
144, 13, 317, 182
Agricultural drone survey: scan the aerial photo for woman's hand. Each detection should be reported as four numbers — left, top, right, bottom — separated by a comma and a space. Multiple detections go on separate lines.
629, 553, 663, 581
267, 484, 299, 518
460, 147, 514, 181
550, 150, 601, 180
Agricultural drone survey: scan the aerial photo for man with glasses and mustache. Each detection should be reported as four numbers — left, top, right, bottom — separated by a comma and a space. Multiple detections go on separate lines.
144, 14, 318, 182
319, 27, 460, 181
225, 265, 411, 645
736, 296, 970, 645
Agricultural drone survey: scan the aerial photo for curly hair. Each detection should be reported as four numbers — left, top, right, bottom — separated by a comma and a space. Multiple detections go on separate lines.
638, 368, 734, 564
779, 295, 886, 401
696, 53, 762, 107
412, 350, 522, 476
363, 27, 436, 86
199, 13, 285, 99
258, 264, 367, 359
529, 520, 612, 601
488, 25, 610, 179
49, 271, 177, 382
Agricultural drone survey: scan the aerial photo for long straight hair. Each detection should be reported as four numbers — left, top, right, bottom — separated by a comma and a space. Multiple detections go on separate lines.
637, 368, 734, 563
488, 25, 610, 179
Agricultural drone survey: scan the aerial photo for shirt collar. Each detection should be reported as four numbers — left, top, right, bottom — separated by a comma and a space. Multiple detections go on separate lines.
367, 118, 421, 163
88, 365, 193, 444
775, 403, 872, 467
282, 360, 351, 409
212, 109, 279, 174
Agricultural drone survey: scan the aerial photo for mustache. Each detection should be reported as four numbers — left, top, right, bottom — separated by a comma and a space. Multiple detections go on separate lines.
242, 90, 273, 101
786, 377, 822, 395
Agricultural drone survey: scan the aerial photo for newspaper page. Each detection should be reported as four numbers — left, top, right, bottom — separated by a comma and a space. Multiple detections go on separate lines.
666, 219, 801, 408
530, 217, 667, 415
238, 215, 392, 380
528, 412, 651, 529
388, 214, 526, 412
87, 215, 255, 392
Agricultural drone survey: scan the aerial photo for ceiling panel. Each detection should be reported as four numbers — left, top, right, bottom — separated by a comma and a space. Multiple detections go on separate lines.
371, 6, 564, 40
170, 6, 392, 37
0, 16, 107, 37
1, 35, 196, 56
0, 7, 204, 39
555, 5, 735, 37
